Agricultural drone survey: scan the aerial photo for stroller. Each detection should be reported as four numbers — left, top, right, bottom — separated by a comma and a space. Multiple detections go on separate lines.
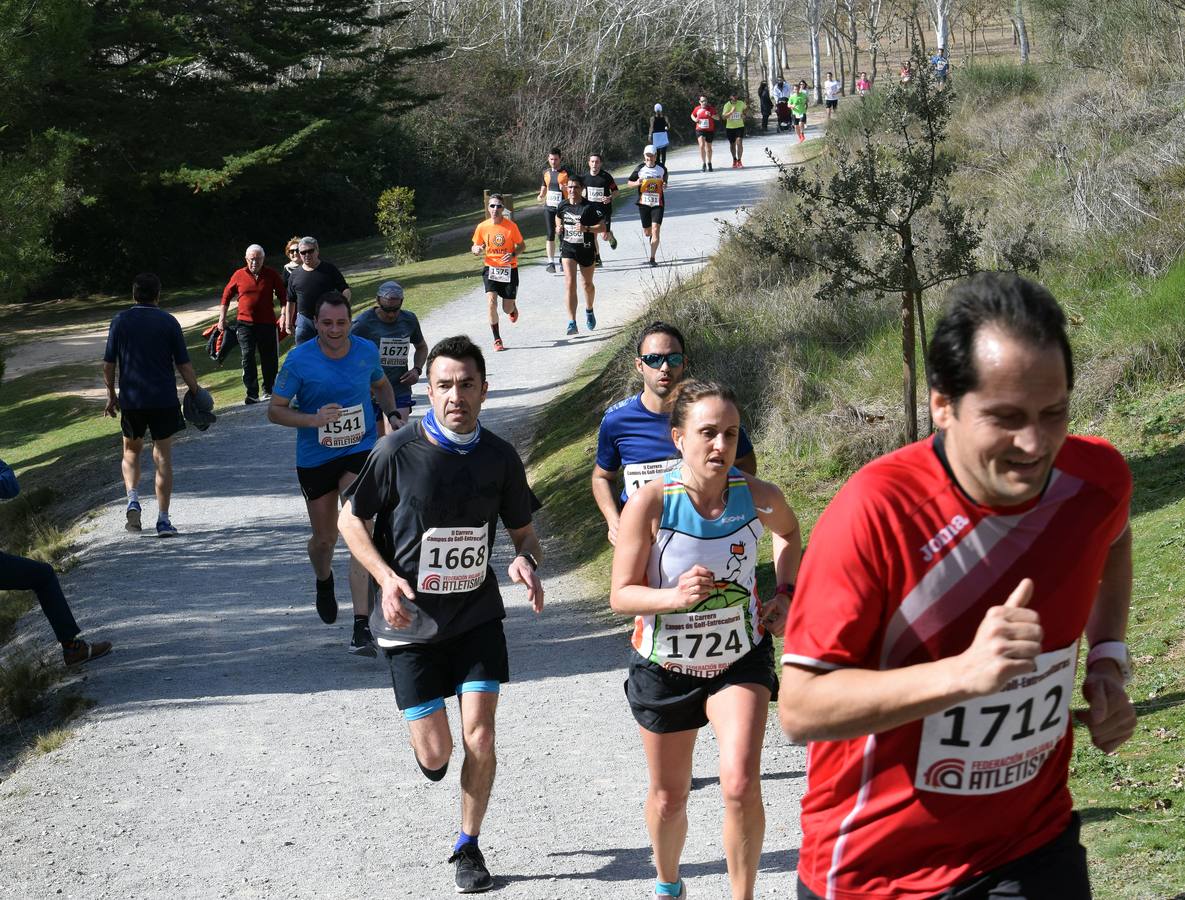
776, 98, 793, 132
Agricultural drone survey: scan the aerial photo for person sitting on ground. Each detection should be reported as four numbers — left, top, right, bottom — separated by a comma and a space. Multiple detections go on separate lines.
0, 459, 112, 667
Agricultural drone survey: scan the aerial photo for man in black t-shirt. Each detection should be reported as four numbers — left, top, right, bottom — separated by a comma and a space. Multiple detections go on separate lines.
286, 236, 351, 344
339, 335, 544, 896
582, 152, 620, 265
554, 176, 606, 337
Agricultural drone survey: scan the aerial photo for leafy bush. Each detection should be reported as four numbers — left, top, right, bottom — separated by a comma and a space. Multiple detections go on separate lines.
375, 187, 426, 265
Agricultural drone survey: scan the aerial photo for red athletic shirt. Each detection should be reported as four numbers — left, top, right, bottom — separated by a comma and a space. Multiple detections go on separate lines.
220, 265, 286, 325
691, 104, 717, 132
782, 434, 1131, 900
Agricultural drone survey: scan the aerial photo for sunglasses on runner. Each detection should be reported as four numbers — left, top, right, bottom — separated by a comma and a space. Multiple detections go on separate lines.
639, 352, 685, 369
489, 203, 503, 209
298, 248, 316, 256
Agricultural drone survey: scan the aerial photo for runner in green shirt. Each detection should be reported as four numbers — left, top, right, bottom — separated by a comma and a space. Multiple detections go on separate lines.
789, 81, 809, 143
722, 93, 748, 168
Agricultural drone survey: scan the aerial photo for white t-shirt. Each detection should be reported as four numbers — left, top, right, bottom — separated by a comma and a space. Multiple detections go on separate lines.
824, 80, 842, 101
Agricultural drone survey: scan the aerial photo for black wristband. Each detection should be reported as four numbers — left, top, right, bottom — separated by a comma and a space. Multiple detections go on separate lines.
517, 552, 539, 571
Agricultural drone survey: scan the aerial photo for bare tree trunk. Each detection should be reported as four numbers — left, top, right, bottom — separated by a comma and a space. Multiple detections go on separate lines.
1012, 0, 1031, 63
900, 226, 921, 442
915, 291, 933, 434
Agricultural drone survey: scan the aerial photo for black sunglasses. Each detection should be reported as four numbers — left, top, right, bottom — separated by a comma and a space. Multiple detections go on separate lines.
639, 352, 685, 369
489, 203, 503, 209
298, 248, 316, 256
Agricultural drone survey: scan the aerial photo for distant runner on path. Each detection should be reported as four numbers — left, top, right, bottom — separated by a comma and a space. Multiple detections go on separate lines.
555, 176, 606, 336
537, 147, 572, 275
780, 273, 1137, 900
691, 96, 719, 172
582, 152, 620, 265
722, 92, 747, 167
610, 379, 802, 900
268, 291, 399, 655
351, 280, 428, 435
627, 146, 669, 268
102, 272, 205, 538
592, 322, 756, 544
470, 194, 525, 352
338, 335, 545, 895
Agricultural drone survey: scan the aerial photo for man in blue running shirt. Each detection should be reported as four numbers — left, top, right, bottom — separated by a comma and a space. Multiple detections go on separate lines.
591, 322, 756, 544
269, 291, 400, 655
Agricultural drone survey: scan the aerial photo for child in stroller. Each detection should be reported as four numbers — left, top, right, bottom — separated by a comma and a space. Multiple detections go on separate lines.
776, 98, 793, 131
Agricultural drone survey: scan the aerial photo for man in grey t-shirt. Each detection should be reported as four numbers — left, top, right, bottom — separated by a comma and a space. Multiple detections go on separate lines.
350, 281, 428, 434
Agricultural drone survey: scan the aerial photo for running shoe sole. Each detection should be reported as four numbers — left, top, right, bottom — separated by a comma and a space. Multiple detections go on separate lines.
608, 235, 618, 250
493, 339, 505, 352
126, 506, 142, 532
508, 306, 519, 323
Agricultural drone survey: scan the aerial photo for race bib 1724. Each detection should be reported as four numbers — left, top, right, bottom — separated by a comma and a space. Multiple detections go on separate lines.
318, 403, 365, 448
915, 642, 1079, 796
417, 526, 489, 594
654, 603, 748, 678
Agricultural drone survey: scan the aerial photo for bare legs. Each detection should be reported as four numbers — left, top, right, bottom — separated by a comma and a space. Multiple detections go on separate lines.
122, 435, 174, 518
304, 470, 371, 615
562, 258, 595, 321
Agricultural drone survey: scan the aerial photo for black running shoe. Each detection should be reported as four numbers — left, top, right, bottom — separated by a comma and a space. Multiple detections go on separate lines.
449, 843, 493, 893
315, 574, 338, 624
349, 620, 377, 657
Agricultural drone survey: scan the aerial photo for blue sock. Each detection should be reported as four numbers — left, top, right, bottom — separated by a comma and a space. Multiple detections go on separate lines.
655, 880, 683, 897
454, 830, 478, 853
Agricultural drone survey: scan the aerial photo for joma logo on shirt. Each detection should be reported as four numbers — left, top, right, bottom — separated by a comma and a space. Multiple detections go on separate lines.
919, 514, 971, 562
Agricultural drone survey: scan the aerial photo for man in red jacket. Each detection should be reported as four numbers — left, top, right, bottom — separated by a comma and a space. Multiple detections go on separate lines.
218, 244, 287, 404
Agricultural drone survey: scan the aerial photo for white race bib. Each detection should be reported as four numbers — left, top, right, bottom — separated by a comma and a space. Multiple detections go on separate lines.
563, 224, 584, 243
915, 642, 1078, 796
697, 117, 711, 129
640, 191, 660, 207
318, 403, 365, 448
727, 108, 742, 121
586, 187, 605, 202
378, 337, 409, 368
487, 265, 512, 283
655, 605, 748, 677
546, 190, 562, 206
623, 458, 679, 497
417, 526, 489, 593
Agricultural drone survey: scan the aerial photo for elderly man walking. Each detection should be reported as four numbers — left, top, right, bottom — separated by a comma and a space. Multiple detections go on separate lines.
218, 244, 287, 404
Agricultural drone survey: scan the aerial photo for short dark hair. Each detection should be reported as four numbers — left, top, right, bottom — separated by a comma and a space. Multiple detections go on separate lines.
589, 151, 603, 159
550, 147, 562, 157
132, 273, 161, 304
669, 380, 740, 432
927, 272, 1075, 403
314, 290, 351, 318
568, 174, 585, 188
426, 335, 487, 382
635, 321, 687, 356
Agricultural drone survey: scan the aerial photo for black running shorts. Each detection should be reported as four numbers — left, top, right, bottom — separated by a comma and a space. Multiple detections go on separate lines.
296, 450, 370, 502
560, 245, 596, 268
696, 129, 715, 144
796, 813, 1090, 900
121, 405, 186, 441
385, 617, 510, 709
625, 637, 777, 733
826, 99, 838, 110
726, 128, 743, 145
543, 206, 560, 241
481, 266, 519, 300
638, 205, 665, 230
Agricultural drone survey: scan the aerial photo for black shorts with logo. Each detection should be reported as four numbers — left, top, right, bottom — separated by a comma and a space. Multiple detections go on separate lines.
384, 617, 510, 709
638, 205, 665, 230
296, 450, 369, 502
796, 812, 1090, 900
625, 636, 777, 733
121, 405, 186, 441
481, 265, 519, 300
560, 244, 596, 268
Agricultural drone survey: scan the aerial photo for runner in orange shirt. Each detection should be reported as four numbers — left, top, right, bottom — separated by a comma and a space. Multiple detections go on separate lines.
471, 194, 526, 352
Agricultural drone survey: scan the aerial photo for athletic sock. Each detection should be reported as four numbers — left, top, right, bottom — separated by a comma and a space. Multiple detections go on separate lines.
353, 614, 367, 626
454, 830, 479, 853
127, 489, 139, 504
490, 323, 501, 340
655, 880, 683, 896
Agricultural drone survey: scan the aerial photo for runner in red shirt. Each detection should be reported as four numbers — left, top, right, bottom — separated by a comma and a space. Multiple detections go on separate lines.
690, 96, 719, 172
779, 272, 1137, 900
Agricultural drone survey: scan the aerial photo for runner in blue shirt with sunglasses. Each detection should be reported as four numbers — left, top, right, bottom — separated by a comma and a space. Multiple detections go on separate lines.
592, 322, 756, 545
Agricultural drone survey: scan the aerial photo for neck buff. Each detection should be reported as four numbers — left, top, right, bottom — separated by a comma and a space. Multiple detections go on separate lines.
422, 407, 482, 454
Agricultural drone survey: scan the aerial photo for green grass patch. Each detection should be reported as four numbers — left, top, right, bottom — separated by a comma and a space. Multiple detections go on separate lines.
955, 61, 1043, 102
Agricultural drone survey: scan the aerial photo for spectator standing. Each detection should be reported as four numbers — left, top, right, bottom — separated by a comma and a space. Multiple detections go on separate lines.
286, 236, 351, 345
217, 244, 287, 404
649, 104, 671, 169
757, 81, 773, 132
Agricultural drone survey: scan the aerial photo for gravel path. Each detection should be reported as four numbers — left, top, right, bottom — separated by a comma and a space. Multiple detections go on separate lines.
1, 128, 817, 899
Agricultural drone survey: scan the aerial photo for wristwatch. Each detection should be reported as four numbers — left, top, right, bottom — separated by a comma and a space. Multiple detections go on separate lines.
1086, 640, 1132, 684
517, 552, 539, 571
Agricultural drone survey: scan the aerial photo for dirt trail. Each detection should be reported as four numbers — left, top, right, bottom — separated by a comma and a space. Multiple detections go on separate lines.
0, 129, 820, 899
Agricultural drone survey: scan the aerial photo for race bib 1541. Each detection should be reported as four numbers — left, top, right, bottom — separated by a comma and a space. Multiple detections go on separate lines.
318, 403, 365, 447
915, 642, 1079, 796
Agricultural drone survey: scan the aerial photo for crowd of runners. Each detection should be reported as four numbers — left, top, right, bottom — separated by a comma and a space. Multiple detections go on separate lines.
6, 106, 1140, 900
